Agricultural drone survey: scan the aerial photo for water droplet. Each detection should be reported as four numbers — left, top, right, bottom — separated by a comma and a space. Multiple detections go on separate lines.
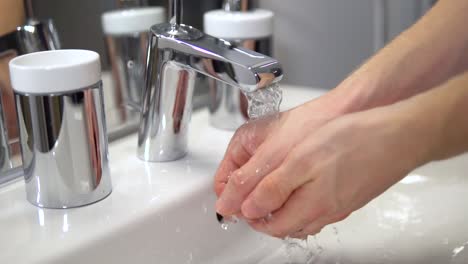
218, 215, 238, 230
265, 213, 274, 221
332, 226, 339, 235
332, 226, 342, 244
443, 238, 449, 245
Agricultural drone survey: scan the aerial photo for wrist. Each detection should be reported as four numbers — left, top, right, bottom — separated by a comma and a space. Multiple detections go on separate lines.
384, 97, 442, 168
308, 67, 381, 117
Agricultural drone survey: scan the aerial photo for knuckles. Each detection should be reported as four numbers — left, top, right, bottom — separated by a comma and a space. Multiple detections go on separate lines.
255, 176, 291, 211
229, 170, 247, 189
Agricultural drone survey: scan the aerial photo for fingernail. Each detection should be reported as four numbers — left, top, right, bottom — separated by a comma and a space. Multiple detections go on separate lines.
215, 195, 235, 215
216, 213, 224, 223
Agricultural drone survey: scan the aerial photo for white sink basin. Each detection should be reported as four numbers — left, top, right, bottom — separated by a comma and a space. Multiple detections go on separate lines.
1, 86, 467, 264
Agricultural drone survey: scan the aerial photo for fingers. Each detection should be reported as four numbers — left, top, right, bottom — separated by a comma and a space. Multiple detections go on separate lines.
215, 142, 282, 216
248, 184, 350, 239
238, 138, 325, 219
214, 133, 250, 197
247, 174, 349, 238
247, 182, 327, 238
240, 161, 311, 219
214, 116, 279, 198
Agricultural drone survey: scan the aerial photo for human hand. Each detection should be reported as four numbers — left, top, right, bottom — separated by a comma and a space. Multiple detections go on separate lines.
216, 102, 431, 238
214, 100, 338, 214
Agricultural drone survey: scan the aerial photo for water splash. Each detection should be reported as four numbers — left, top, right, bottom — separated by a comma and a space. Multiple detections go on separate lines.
280, 227, 347, 263
283, 236, 318, 264
245, 83, 283, 120
218, 84, 283, 230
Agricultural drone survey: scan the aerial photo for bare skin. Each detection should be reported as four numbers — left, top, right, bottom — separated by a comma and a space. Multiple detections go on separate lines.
214, 0, 468, 238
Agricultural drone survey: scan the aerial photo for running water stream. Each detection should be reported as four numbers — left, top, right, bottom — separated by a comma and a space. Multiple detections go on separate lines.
219, 84, 332, 263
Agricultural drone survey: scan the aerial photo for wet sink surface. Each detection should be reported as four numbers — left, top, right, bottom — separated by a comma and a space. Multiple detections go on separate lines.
1, 86, 467, 264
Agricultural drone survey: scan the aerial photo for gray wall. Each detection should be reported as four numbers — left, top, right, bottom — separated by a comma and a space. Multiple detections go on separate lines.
258, 0, 430, 88
31, 0, 430, 88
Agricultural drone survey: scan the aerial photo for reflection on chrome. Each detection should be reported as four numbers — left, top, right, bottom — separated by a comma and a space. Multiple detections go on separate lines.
37, 208, 45, 227
63, 214, 69, 233
138, 0, 283, 162
16, 84, 112, 208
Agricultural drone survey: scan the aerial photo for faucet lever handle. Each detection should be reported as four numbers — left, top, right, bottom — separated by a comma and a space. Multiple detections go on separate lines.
169, 0, 183, 27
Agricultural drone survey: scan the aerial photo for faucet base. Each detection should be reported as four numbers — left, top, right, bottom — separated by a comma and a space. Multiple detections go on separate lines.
138, 61, 196, 162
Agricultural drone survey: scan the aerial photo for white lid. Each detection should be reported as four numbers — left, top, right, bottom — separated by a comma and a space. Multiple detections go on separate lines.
204, 9, 274, 39
102, 7, 166, 35
9, 50, 101, 94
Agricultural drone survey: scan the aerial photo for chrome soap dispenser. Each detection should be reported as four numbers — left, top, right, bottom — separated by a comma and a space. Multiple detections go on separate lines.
204, 0, 275, 130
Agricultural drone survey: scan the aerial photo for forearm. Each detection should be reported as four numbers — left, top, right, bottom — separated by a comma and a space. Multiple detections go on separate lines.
315, 0, 468, 116
420, 71, 468, 162
390, 71, 468, 165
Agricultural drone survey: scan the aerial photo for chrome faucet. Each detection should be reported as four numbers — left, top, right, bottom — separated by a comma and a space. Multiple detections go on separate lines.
137, 0, 283, 162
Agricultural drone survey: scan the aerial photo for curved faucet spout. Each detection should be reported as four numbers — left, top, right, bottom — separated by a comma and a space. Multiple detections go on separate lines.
138, 23, 283, 162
